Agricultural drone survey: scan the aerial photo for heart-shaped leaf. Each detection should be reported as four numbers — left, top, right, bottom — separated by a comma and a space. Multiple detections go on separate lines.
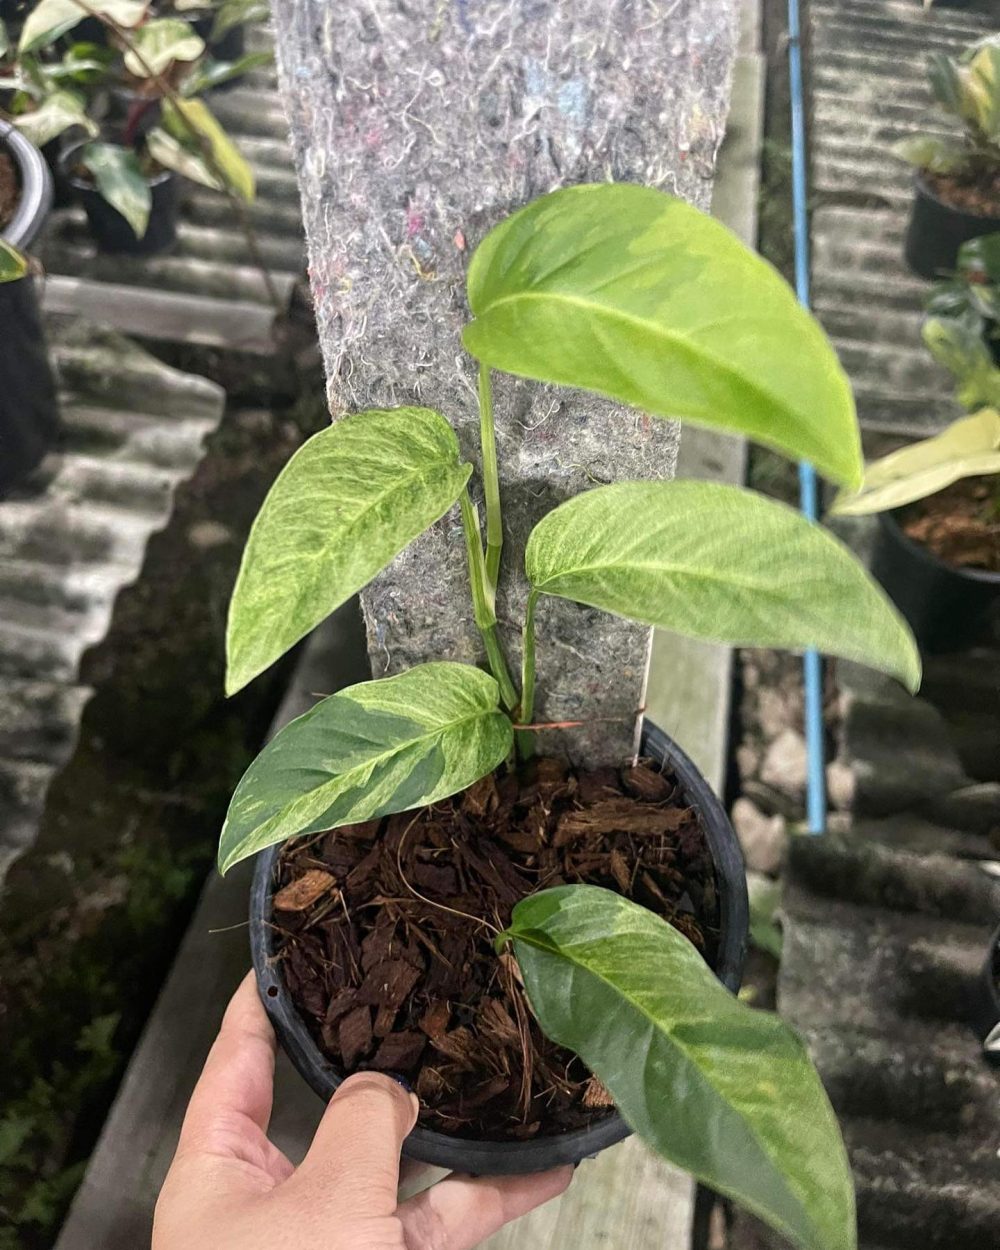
219, 663, 512, 872
524, 480, 920, 692
226, 407, 472, 695
19, 0, 148, 54
463, 183, 861, 488
502, 885, 856, 1250
831, 408, 1000, 516
123, 17, 204, 78
80, 142, 151, 239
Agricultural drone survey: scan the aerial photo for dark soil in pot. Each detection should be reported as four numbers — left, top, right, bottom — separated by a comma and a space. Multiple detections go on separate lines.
904, 173, 1000, 280
871, 477, 1000, 653
0, 147, 18, 228
252, 723, 748, 1173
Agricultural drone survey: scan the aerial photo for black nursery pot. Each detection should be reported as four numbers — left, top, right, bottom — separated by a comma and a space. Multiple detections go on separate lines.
0, 122, 59, 497
192, 13, 245, 66
904, 175, 1000, 281
870, 509, 1000, 654
250, 720, 750, 1175
969, 923, 1000, 1063
65, 153, 179, 256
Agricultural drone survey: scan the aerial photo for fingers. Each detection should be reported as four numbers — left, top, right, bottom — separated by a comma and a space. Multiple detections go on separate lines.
175, 972, 278, 1159
397, 1166, 573, 1250
296, 1071, 419, 1216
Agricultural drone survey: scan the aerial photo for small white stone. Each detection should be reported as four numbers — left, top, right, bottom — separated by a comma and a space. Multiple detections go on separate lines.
826, 759, 855, 811
188, 520, 233, 550
759, 727, 808, 800
731, 797, 788, 875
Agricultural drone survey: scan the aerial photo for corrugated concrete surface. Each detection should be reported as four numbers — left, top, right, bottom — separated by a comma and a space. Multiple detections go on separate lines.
809, 0, 996, 436
0, 322, 226, 881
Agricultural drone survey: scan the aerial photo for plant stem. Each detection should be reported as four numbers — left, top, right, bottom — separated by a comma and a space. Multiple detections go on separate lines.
478, 363, 503, 590
459, 488, 518, 711
70, 0, 284, 315
517, 589, 538, 758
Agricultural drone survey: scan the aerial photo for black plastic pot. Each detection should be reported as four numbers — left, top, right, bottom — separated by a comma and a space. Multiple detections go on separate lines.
250, 719, 749, 1175
0, 122, 59, 497
192, 13, 245, 65
871, 509, 1000, 654
969, 923, 1000, 1063
904, 175, 1000, 281
63, 144, 179, 255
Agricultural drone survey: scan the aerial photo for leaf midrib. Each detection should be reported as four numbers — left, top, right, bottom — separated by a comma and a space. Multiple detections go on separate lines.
511, 927, 819, 1247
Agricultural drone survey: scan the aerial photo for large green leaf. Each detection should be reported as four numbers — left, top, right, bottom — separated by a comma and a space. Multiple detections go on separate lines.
123, 17, 204, 77
226, 407, 472, 695
181, 49, 273, 96
19, 0, 148, 53
966, 43, 1000, 142
502, 886, 856, 1250
463, 183, 861, 488
219, 663, 512, 872
13, 90, 97, 147
524, 480, 920, 692
210, 0, 271, 40
831, 409, 1000, 516
80, 142, 151, 239
160, 97, 254, 200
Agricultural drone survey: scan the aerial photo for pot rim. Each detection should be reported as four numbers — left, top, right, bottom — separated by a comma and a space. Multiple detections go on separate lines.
971, 922, 1000, 1059
878, 507, 1000, 588
0, 121, 54, 252
913, 171, 1000, 224
249, 718, 749, 1174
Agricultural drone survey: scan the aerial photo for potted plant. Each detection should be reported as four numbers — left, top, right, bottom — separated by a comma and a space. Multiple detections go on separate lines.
895, 35, 1000, 280
17, 0, 255, 253
926, 231, 1000, 365
0, 118, 59, 495
832, 404, 1000, 653
222, 184, 921, 1250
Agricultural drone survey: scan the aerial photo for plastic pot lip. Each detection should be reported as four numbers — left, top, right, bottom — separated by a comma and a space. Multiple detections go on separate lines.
912, 171, 1000, 225
877, 507, 1000, 588
0, 121, 54, 252
248, 718, 749, 1175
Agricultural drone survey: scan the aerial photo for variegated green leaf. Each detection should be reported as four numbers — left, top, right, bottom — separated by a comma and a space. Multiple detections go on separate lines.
13, 90, 97, 147
831, 409, 1000, 516
525, 480, 921, 692
19, 0, 148, 53
80, 142, 151, 239
463, 183, 862, 488
123, 17, 204, 78
160, 97, 254, 200
503, 886, 855, 1250
219, 663, 513, 872
226, 407, 472, 695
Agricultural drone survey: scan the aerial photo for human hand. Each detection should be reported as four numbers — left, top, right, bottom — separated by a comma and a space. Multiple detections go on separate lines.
153, 973, 572, 1250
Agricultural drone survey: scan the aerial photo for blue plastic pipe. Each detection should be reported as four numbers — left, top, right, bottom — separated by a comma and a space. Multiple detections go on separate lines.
787, 0, 827, 834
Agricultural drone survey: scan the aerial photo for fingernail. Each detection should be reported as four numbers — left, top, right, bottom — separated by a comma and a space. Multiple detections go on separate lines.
387, 1071, 414, 1093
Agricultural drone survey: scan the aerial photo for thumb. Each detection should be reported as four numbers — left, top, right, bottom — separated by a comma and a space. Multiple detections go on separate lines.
295, 1072, 419, 1216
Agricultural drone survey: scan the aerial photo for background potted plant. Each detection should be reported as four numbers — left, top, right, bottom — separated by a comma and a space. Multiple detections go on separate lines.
159, 0, 270, 76
895, 34, 1000, 280
926, 230, 1000, 364
0, 117, 59, 495
832, 404, 1000, 652
222, 183, 920, 1250
16, 0, 256, 253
